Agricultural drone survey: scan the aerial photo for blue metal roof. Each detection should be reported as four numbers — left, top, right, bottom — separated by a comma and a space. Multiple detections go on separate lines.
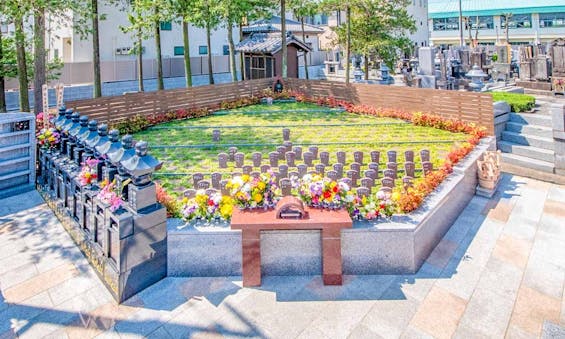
429, 0, 565, 18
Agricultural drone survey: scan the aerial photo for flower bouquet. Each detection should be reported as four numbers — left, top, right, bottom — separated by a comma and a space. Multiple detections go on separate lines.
37, 128, 61, 150
356, 190, 398, 220
227, 171, 281, 209
96, 180, 124, 212
78, 158, 100, 186
180, 191, 234, 221
292, 174, 356, 210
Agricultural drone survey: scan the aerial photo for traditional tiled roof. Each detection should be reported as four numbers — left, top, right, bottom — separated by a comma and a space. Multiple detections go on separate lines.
235, 32, 312, 54
243, 16, 324, 34
429, 0, 565, 18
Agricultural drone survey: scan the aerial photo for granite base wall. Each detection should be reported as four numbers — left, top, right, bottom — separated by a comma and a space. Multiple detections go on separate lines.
167, 138, 495, 277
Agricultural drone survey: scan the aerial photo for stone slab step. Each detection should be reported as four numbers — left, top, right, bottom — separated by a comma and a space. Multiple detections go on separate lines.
498, 141, 555, 163
502, 162, 565, 185
501, 131, 554, 151
501, 153, 554, 174
509, 112, 553, 128
505, 121, 553, 138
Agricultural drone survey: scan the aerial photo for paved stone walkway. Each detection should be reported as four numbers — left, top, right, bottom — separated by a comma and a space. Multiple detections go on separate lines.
1, 173, 564, 338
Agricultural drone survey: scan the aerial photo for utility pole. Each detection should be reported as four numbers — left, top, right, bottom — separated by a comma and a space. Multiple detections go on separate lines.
458, 0, 465, 46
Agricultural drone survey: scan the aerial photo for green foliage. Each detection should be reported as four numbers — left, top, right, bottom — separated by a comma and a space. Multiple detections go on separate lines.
112, 115, 149, 134
492, 92, 536, 113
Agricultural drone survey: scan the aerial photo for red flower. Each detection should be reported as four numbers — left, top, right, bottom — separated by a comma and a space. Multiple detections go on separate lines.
332, 186, 338, 193
208, 199, 214, 206
323, 191, 332, 199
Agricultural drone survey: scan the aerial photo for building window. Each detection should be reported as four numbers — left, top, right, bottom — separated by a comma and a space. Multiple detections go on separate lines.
174, 46, 184, 56
433, 17, 459, 31
501, 14, 532, 29
160, 21, 172, 31
467, 16, 494, 30
223, 45, 230, 55
54, 49, 59, 59
199, 45, 208, 55
539, 12, 565, 28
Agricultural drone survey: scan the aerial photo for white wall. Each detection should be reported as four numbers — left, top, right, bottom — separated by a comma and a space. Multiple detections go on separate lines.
408, 0, 429, 47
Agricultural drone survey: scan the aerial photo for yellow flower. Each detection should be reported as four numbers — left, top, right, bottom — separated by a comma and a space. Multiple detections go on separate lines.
391, 192, 401, 201
182, 197, 188, 204
242, 174, 250, 182
253, 193, 262, 203
362, 196, 368, 205
220, 204, 233, 218
257, 181, 266, 190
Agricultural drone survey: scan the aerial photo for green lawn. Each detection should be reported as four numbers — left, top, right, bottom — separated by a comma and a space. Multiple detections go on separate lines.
134, 102, 470, 196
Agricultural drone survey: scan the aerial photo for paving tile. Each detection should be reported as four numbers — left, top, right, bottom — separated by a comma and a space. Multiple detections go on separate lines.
529, 233, 565, 269
436, 256, 484, 301
400, 325, 434, 339
146, 326, 173, 339
547, 185, 565, 203
346, 323, 383, 339
509, 286, 561, 337
409, 286, 467, 339
3, 264, 78, 303
505, 324, 537, 339
491, 234, 532, 270
425, 239, 458, 270
537, 213, 565, 243
161, 298, 223, 338
484, 200, 514, 223
0, 263, 38, 289
48, 275, 97, 306
475, 257, 523, 300
306, 300, 375, 339
522, 253, 565, 300
359, 298, 420, 339
543, 199, 565, 217
457, 287, 515, 338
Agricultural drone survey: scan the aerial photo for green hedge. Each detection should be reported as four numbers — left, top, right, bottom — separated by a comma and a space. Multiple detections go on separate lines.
492, 92, 536, 113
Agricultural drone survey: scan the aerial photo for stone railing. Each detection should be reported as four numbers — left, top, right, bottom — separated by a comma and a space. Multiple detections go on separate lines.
552, 103, 565, 176
37, 105, 166, 303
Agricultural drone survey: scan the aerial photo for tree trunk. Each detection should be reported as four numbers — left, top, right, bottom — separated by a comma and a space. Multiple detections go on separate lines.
239, 22, 245, 80
34, 7, 46, 114
137, 31, 144, 92
281, 0, 287, 78
227, 20, 237, 82
364, 54, 369, 80
0, 29, 6, 112
345, 5, 351, 85
300, 17, 309, 80
92, 0, 102, 97
15, 17, 30, 112
154, 6, 164, 90
206, 22, 214, 84
182, 21, 192, 87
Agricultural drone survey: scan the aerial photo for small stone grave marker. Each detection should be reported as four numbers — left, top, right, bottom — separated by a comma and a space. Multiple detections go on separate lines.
357, 187, 370, 198
234, 152, 245, 168
228, 147, 238, 161
387, 150, 397, 163
288, 171, 299, 179
242, 165, 253, 175
327, 170, 338, 181
381, 177, 394, 190
193, 173, 203, 187
308, 146, 319, 159
252, 152, 262, 167
293, 146, 303, 160
370, 151, 380, 164
282, 128, 290, 141
404, 162, 415, 178
280, 178, 292, 196
320, 151, 330, 166
197, 180, 210, 190
365, 169, 377, 180
278, 164, 289, 178
184, 189, 196, 198
420, 149, 430, 163
386, 162, 398, 179
251, 171, 261, 179
218, 153, 228, 169
205, 188, 217, 196
220, 180, 230, 195
422, 161, 433, 175
350, 162, 361, 173
405, 150, 414, 163
212, 129, 221, 142
361, 177, 374, 188
383, 169, 395, 179
211, 172, 222, 189
346, 170, 358, 187
368, 162, 379, 174
354, 151, 364, 164
336, 151, 346, 165
315, 164, 325, 176
333, 163, 344, 178
261, 165, 271, 173
403, 177, 413, 189
297, 164, 308, 177
269, 152, 279, 167
276, 146, 286, 160
283, 141, 293, 152
286, 152, 296, 167
340, 178, 352, 188
303, 152, 314, 166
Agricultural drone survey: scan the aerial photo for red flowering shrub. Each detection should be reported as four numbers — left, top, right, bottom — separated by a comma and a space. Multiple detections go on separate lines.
156, 183, 180, 218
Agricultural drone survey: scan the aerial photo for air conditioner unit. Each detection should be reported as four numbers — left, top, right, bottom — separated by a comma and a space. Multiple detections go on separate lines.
115, 47, 132, 55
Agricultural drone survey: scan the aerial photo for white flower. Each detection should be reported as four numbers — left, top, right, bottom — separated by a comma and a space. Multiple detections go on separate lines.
376, 191, 386, 200
338, 182, 350, 192
211, 193, 222, 205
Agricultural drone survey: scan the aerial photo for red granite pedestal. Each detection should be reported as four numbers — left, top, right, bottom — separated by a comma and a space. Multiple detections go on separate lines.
231, 207, 352, 287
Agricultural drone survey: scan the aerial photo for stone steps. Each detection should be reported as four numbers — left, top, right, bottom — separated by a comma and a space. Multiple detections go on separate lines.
508, 112, 553, 127
501, 131, 554, 151
500, 153, 555, 174
505, 121, 553, 138
497, 141, 555, 163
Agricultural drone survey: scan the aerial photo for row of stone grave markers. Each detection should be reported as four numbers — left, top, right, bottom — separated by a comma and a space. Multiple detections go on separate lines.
211, 128, 292, 143
37, 105, 167, 303
184, 145, 433, 199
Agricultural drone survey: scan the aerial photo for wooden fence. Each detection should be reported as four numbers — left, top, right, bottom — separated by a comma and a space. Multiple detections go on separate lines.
66, 79, 272, 125
285, 79, 494, 135
67, 78, 494, 135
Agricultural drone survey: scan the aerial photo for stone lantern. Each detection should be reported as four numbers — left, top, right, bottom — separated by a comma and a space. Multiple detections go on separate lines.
109, 135, 136, 200
72, 116, 90, 163
96, 129, 122, 182
53, 105, 67, 128
353, 55, 364, 82
66, 112, 82, 159
90, 124, 109, 179
467, 64, 488, 92
81, 120, 99, 164
120, 141, 163, 210
59, 109, 74, 154
379, 64, 393, 85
